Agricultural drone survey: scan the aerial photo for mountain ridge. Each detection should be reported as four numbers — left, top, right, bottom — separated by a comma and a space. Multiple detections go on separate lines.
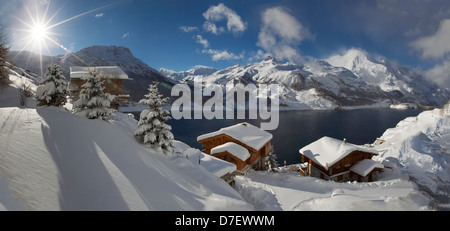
9, 46, 450, 109
163, 49, 449, 109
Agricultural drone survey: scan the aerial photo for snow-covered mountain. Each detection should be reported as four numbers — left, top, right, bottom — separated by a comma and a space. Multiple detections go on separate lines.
10, 46, 449, 109
9, 46, 174, 101
163, 50, 449, 109
160, 65, 218, 82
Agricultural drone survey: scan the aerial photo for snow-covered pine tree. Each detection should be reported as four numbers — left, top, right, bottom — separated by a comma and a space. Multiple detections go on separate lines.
135, 82, 174, 153
0, 25, 9, 84
36, 63, 68, 106
267, 144, 279, 171
73, 68, 115, 119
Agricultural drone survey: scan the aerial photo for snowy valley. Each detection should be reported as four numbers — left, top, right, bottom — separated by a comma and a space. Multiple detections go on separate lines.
0, 60, 449, 211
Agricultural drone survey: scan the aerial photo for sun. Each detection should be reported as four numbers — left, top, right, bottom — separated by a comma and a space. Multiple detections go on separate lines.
11, 1, 117, 79
31, 23, 48, 42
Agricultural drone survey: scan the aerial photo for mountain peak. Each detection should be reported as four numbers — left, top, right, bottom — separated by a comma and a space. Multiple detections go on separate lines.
326, 48, 372, 70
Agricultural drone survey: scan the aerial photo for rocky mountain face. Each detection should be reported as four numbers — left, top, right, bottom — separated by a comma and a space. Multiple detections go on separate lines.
9, 46, 174, 102
163, 49, 449, 110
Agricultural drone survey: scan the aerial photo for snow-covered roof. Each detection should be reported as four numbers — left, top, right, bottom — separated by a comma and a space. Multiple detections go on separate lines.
211, 142, 251, 162
70, 66, 129, 79
182, 147, 236, 177
350, 159, 384, 177
197, 122, 272, 151
299, 136, 379, 169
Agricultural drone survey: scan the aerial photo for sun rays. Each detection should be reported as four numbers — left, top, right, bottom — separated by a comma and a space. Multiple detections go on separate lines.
11, 0, 118, 79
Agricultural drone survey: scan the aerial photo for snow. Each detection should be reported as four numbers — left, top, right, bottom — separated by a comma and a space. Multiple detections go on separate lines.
165, 50, 449, 109
197, 122, 273, 151
0, 67, 252, 211
373, 104, 450, 207
235, 171, 429, 211
178, 144, 237, 178
0, 106, 251, 210
350, 159, 384, 177
299, 136, 379, 169
211, 142, 251, 162
1, 64, 448, 211
0, 177, 26, 211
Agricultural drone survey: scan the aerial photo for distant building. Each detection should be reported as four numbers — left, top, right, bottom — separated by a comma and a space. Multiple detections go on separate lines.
69, 66, 130, 109
299, 136, 383, 182
197, 122, 273, 171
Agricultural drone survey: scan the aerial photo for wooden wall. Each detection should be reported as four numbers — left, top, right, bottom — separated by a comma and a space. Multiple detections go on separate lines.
70, 78, 127, 109
199, 134, 271, 170
301, 150, 375, 178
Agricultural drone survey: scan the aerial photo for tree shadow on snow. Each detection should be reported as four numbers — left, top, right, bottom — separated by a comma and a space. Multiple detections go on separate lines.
37, 108, 209, 210
38, 108, 130, 211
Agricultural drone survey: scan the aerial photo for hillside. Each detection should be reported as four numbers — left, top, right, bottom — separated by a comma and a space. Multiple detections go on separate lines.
373, 103, 450, 208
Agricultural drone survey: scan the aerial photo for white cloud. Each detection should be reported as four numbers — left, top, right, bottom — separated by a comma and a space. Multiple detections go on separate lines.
247, 49, 270, 63
257, 6, 313, 62
411, 19, 450, 60
180, 26, 198, 33
95, 13, 104, 18
122, 32, 130, 39
202, 49, 243, 61
196, 35, 209, 48
202, 3, 247, 35
425, 60, 450, 89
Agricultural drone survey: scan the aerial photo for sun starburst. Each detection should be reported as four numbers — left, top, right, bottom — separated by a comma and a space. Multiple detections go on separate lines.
11, 1, 118, 79
31, 23, 48, 42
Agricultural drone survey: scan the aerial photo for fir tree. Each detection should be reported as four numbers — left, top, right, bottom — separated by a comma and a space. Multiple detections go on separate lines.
268, 144, 279, 171
135, 82, 174, 153
73, 68, 115, 119
36, 63, 68, 106
0, 25, 10, 84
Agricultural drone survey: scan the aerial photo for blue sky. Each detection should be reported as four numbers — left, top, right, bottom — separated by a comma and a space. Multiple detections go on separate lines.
2, 0, 450, 83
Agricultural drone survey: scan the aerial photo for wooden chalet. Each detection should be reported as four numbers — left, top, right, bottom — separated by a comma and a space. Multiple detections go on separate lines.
69, 66, 130, 109
197, 122, 273, 171
299, 136, 383, 182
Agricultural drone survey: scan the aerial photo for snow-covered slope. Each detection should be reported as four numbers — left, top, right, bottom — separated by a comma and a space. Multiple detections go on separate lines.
235, 171, 429, 211
373, 103, 450, 208
0, 106, 251, 210
165, 50, 449, 109
0, 69, 251, 211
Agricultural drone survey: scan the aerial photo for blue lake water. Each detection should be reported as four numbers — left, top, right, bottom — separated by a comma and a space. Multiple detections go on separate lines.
128, 109, 423, 165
